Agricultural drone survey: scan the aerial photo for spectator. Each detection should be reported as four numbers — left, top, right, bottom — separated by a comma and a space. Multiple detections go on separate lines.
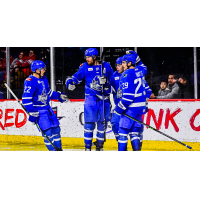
14, 50, 36, 76
177, 75, 192, 99
151, 74, 181, 99
0, 50, 14, 83
10, 51, 26, 69
2, 66, 27, 90
157, 79, 170, 97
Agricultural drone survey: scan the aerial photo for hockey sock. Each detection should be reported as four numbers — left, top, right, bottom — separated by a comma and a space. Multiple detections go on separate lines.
118, 134, 128, 151
112, 122, 119, 141
52, 126, 62, 150
96, 121, 107, 148
43, 128, 56, 151
84, 122, 95, 148
130, 132, 140, 151
118, 127, 128, 151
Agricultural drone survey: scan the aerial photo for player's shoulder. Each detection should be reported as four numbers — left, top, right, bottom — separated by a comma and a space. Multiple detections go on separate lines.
25, 75, 36, 82
80, 62, 88, 68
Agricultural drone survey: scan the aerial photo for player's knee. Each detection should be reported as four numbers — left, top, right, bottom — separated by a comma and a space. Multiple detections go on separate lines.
84, 122, 95, 131
118, 133, 128, 144
52, 126, 61, 136
130, 134, 140, 151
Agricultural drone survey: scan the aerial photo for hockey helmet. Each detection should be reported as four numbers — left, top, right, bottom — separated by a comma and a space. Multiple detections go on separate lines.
85, 48, 98, 58
31, 60, 46, 72
122, 54, 131, 63
116, 57, 123, 65
126, 50, 141, 64
126, 54, 137, 65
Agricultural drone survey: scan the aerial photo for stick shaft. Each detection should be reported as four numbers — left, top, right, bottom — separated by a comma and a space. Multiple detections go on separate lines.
124, 114, 192, 149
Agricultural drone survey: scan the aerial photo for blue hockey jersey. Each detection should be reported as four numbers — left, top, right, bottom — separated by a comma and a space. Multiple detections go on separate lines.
115, 67, 148, 117
22, 75, 60, 112
71, 62, 113, 98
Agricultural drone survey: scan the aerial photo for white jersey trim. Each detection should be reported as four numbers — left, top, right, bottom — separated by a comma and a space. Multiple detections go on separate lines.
129, 102, 146, 108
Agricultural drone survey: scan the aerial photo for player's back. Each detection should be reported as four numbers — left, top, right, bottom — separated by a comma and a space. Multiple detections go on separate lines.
121, 68, 146, 115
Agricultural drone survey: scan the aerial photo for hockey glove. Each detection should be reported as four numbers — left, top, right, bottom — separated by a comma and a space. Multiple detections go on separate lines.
66, 78, 76, 91
58, 92, 69, 103
28, 111, 39, 125
99, 76, 107, 85
114, 101, 128, 116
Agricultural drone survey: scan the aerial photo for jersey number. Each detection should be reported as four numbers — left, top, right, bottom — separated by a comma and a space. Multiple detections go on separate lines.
122, 82, 128, 89
134, 77, 145, 97
24, 86, 31, 93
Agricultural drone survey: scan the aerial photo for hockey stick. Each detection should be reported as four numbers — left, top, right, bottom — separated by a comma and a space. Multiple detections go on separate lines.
101, 61, 106, 142
100, 48, 108, 143
4, 83, 62, 151
123, 113, 192, 150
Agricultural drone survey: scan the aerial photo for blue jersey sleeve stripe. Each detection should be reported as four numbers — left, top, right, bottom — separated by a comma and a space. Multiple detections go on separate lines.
49, 90, 53, 97
129, 102, 146, 107
72, 76, 82, 83
23, 102, 33, 105
22, 97, 32, 99
122, 97, 133, 102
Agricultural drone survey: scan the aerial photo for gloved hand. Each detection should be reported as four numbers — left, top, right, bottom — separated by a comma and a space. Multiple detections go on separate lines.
114, 103, 126, 116
98, 76, 106, 85
66, 78, 76, 91
58, 92, 69, 103
28, 111, 39, 125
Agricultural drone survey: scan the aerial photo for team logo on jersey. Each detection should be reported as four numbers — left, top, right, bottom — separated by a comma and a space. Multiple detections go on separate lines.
38, 81, 47, 104
115, 77, 119, 80
103, 68, 106, 74
96, 67, 99, 71
124, 74, 127, 77
88, 68, 93, 71
26, 78, 32, 81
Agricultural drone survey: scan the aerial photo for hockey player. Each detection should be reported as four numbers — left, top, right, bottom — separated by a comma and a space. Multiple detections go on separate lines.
114, 54, 152, 151
22, 60, 68, 151
110, 57, 124, 141
66, 48, 113, 151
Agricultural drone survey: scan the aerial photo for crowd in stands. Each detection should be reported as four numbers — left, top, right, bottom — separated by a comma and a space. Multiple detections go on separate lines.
0, 48, 195, 100
150, 74, 192, 99
0, 48, 50, 98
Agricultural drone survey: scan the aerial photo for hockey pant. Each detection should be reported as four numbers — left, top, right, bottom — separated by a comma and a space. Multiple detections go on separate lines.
118, 114, 144, 151
84, 121, 108, 149
36, 105, 61, 151
111, 112, 120, 141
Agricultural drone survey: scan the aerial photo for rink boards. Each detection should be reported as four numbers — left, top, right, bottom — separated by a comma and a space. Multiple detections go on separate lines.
0, 99, 200, 150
